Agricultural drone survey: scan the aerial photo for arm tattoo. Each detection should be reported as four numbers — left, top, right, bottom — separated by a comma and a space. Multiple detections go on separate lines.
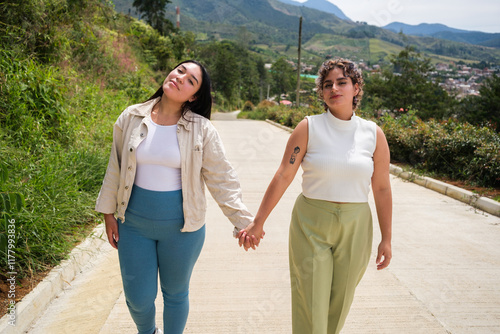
289, 146, 300, 164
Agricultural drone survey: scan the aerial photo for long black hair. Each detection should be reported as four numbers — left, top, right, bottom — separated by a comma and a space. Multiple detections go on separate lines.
146, 60, 213, 119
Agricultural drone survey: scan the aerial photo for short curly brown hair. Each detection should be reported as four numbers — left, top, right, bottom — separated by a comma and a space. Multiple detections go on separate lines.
315, 58, 364, 111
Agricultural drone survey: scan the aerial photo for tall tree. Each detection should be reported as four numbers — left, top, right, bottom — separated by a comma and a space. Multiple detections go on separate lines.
364, 46, 455, 120
271, 57, 296, 102
195, 41, 264, 106
133, 0, 173, 35
256, 58, 269, 102
457, 74, 500, 131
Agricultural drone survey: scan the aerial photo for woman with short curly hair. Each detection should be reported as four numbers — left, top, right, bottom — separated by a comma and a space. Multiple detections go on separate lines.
240, 58, 392, 333
315, 58, 365, 111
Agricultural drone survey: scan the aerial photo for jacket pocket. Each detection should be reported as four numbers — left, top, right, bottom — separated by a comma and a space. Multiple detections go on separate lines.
192, 144, 203, 173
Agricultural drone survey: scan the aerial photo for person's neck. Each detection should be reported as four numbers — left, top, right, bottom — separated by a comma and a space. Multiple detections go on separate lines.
153, 97, 182, 126
328, 107, 353, 121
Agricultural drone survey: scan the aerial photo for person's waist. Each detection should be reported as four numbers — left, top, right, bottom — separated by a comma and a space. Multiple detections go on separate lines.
126, 184, 183, 219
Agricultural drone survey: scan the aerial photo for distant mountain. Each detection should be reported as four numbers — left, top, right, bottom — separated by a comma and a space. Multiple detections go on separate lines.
384, 22, 466, 35
276, 0, 351, 21
163, 0, 354, 44
384, 22, 500, 48
169, 0, 339, 29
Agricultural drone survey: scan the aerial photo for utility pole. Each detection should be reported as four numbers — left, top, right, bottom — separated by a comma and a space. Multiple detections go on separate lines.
176, 6, 180, 29
296, 16, 302, 107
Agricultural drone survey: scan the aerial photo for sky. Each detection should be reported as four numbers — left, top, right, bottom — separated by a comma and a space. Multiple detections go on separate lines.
294, 0, 500, 33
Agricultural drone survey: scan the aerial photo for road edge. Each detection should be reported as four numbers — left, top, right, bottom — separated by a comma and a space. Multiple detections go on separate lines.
0, 223, 108, 334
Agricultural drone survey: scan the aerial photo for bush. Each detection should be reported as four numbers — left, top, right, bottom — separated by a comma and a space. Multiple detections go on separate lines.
379, 112, 500, 187
0, 50, 72, 150
130, 20, 175, 71
0, 41, 152, 283
0, 75, 134, 280
242, 101, 255, 112
1, 145, 108, 277
257, 99, 277, 109
238, 102, 322, 128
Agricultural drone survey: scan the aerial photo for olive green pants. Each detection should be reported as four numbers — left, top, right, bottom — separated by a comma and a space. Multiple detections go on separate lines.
289, 194, 373, 334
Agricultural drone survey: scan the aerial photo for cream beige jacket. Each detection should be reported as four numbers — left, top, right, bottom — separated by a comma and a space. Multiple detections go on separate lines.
95, 97, 253, 235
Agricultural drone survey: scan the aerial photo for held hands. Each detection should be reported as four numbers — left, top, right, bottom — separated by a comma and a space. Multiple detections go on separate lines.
236, 222, 265, 251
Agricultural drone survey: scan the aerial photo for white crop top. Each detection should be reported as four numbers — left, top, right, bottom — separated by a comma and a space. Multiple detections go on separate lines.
134, 119, 182, 191
301, 111, 377, 202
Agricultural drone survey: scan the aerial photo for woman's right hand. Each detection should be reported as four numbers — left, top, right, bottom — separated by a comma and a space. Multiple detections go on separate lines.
104, 213, 119, 249
237, 222, 265, 251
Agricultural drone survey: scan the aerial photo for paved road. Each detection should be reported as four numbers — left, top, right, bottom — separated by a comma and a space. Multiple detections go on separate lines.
23, 113, 500, 333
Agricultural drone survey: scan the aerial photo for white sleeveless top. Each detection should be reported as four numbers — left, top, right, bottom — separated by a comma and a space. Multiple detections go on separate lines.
134, 119, 182, 191
301, 111, 377, 203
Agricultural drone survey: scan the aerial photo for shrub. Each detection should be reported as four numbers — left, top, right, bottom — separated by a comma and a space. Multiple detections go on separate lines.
257, 99, 277, 109
0, 50, 72, 150
1, 145, 107, 277
379, 113, 500, 188
238, 102, 322, 128
242, 101, 255, 112
130, 20, 175, 71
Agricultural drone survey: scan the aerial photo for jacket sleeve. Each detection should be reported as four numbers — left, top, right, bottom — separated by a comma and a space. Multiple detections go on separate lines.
201, 125, 254, 235
95, 112, 125, 214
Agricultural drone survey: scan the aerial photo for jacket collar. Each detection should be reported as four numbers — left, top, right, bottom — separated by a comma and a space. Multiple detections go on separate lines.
128, 97, 193, 131
128, 97, 156, 117
177, 110, 194, 131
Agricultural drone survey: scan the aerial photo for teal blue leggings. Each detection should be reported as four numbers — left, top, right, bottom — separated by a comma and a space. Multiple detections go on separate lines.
118, 185, 205, 334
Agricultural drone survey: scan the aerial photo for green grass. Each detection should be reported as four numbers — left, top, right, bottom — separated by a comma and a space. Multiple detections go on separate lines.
0, 1, 160, 283
0, 74, 137, 279
304, 34, 369, 60
368, 38, 404, 63
368, 38, 489, 65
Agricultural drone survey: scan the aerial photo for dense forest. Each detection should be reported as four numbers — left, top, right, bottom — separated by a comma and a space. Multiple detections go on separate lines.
0, 0, 499, 313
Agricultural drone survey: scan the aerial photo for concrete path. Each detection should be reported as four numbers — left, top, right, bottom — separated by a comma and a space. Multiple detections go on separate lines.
19, 114, 500, 333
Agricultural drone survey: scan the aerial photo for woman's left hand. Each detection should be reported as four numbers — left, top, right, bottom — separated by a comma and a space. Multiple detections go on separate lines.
236, 222, 265, 251
376, 240, 392, 270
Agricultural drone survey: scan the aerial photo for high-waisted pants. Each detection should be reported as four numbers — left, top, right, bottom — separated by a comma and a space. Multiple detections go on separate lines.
289, 194, 373, 334
117, 185, 205, 334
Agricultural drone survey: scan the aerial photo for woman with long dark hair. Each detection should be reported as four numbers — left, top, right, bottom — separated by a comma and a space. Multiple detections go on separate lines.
96, 60, 255, 334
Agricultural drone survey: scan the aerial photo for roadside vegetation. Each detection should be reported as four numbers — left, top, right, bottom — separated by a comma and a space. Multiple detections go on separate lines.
0, 0, 187, 311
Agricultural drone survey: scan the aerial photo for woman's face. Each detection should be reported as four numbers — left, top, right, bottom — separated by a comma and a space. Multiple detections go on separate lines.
162, 62, 202, 104
322, 67, 359, 112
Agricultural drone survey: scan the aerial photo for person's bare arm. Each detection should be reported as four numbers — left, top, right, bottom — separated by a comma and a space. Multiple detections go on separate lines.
238, 119, 308, 250
371, 125, 393, 270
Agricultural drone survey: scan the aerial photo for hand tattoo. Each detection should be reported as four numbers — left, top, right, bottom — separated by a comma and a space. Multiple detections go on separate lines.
290, 146, 300, 164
